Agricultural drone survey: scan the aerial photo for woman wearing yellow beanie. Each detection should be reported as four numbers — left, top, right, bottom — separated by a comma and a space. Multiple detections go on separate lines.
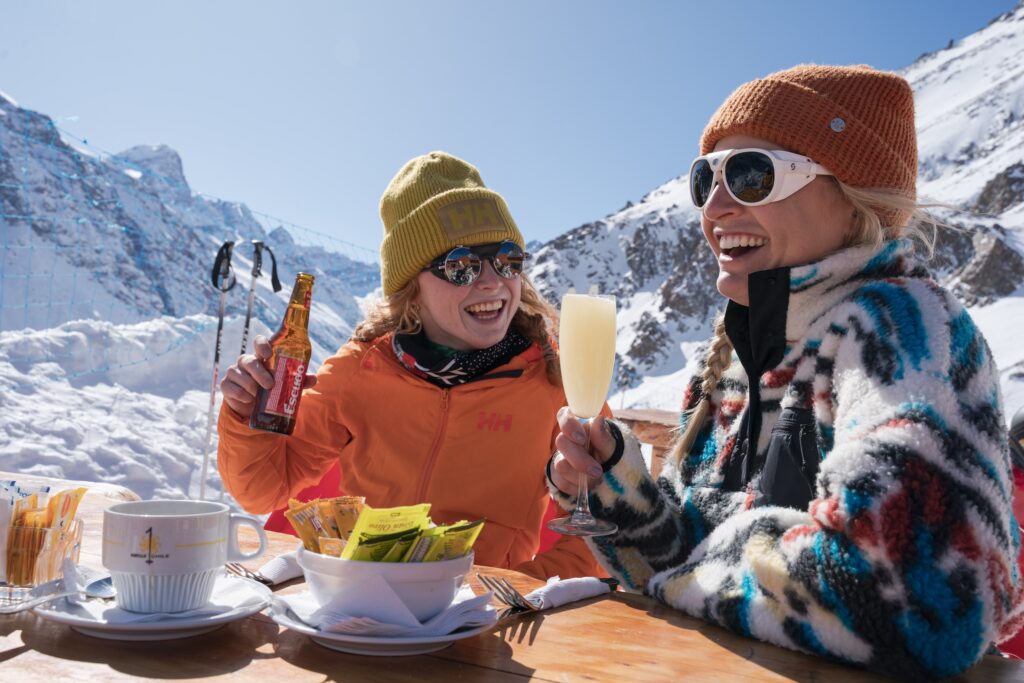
549, 64, 1023, 678
216, 151, 603, 580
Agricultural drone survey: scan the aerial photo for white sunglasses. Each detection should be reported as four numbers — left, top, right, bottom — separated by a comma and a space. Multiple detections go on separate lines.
689, 148, 833, 208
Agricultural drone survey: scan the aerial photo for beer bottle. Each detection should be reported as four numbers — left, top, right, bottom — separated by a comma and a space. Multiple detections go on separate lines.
249, 272, 315, 435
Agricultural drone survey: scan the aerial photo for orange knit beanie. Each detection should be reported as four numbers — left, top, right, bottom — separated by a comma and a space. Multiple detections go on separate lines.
700, 64, 917, 226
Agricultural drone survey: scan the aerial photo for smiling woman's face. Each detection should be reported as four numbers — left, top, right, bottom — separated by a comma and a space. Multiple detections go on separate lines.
414, 260, 521, 351
701, 134, 855, 306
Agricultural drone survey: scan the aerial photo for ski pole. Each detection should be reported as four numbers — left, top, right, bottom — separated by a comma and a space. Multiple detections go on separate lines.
240, 241, 262, 357
218, 240, 281, 502
240, 240, 282, 356
200, 241, 236, 501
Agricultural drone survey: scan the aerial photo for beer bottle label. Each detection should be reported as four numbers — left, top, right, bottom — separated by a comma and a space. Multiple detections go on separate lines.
263, 355, 307, 418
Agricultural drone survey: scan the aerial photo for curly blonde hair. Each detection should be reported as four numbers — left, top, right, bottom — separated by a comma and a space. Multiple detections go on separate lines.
352, 273, 562, 386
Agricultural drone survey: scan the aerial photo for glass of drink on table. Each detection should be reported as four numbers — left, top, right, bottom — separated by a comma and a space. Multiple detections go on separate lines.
547, 285, 618, 537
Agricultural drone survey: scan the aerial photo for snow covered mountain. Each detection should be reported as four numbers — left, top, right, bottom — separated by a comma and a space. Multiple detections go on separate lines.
0, 91, 379, 500
529, 2, 1024, 416
0, 93, 379, 359
2, 3, 1024, 504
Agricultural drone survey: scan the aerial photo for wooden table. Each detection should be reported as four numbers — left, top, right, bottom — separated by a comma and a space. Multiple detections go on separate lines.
2, 476, 1022, 682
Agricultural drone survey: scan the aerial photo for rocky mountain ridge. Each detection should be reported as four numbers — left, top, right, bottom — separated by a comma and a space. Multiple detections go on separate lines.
0, 93, 379, 363
528, 4, 1024, 405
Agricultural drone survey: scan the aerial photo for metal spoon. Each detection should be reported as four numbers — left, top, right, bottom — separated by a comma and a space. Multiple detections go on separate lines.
0, 576, 117, 614
80, 575, 116, 600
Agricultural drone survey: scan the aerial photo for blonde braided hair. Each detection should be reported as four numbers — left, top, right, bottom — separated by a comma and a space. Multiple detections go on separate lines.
669, 313, 732, 467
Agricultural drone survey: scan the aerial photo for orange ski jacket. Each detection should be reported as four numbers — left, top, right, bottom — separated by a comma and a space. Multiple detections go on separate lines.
217, 334, 603, 579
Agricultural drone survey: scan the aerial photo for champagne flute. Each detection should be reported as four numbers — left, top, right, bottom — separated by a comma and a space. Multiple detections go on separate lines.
547, 286, 618, 537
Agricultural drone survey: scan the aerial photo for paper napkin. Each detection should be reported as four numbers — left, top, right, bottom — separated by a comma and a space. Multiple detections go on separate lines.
523, 576, 612, 610
255, 551, 302, 585
273, 575, 497, 638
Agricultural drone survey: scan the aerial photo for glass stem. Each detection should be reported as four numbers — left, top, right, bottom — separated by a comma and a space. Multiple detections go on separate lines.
572, 474, 594, 521
571, 417, 595, 521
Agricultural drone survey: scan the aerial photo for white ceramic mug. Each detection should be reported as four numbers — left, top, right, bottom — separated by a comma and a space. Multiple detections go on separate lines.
102, 500, 267, 613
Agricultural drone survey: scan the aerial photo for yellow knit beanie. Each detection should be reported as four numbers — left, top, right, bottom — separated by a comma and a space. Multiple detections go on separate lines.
700, 64, 917, 226
379, 151, 525, 295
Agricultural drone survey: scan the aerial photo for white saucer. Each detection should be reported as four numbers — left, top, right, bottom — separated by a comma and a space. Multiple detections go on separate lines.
269, 602, 494, 656
32, 574, 272, 641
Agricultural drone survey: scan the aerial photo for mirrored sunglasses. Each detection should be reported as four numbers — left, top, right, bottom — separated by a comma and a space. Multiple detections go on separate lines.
689, 148, 833, 208
423, 241, 527, 286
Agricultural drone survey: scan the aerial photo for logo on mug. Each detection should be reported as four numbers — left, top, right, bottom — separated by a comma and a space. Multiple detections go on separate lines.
131, 527, 170, 564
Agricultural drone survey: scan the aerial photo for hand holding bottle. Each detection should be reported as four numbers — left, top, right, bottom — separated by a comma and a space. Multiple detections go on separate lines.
221, 335, 317, 419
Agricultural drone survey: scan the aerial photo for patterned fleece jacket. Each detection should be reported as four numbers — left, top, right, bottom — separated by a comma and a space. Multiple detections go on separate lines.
551, 239, 1024, 680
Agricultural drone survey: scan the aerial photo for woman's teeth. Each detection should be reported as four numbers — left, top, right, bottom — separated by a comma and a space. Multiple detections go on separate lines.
719, 234, 767, 250
465, 301, 504, 319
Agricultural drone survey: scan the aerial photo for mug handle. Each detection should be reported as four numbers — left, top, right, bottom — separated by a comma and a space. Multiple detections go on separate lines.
226, 513, 268, 562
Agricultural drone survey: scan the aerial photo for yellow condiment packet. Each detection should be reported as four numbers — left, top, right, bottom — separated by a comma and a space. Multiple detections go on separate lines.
318, 536, 346, 557
45, 487, 86, 531
7, 508, 48, 586
284, 500, 329, 552
380, 529, 421, 563
340, 503, 430, 560
422, 519, 486, 562
316, 501, 342, 539
346, 527, 414, 562
326, 495, 365, 540
12, 494, 38, 526
402, 526, 444, 562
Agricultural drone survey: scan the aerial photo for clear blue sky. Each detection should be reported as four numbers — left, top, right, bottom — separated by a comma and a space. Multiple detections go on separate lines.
2, 0, 1018, 257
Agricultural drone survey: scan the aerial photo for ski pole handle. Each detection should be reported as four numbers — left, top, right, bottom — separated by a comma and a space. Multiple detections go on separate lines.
211, 241, 236, 292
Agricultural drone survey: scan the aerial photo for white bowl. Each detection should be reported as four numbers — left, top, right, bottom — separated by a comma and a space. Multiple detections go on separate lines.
296, 546, 473, 622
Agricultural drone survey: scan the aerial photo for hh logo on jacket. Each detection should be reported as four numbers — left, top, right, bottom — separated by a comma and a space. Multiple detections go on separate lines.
477, 412, 513, 432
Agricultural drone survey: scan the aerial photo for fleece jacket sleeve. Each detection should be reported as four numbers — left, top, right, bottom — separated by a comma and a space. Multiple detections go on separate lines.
554, 286, 1024, 680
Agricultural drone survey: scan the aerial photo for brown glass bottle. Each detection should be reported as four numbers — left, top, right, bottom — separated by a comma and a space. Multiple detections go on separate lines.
249, 272, 314, 435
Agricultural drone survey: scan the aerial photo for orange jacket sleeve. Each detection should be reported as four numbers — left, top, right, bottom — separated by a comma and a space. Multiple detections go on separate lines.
514, 525, 605, 580
512, 401, 614, 579
216, 351, 353, 514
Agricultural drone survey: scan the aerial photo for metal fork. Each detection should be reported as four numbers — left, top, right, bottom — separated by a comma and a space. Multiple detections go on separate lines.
478, 574, 541, 612
224, 562, 274, 587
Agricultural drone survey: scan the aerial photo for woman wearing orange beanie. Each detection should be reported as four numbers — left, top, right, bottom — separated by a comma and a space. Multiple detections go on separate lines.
549, 64, 1023, 678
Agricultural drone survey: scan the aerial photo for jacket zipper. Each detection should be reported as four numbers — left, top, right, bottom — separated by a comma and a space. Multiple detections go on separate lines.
797, 422, 818, 484
416, 389, 450, 503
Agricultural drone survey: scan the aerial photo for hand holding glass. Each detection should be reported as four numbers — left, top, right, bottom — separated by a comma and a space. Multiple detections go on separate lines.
547, 290, 618, 537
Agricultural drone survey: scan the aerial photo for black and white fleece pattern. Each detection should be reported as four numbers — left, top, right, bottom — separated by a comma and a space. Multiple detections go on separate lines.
551, 239, 1023, 680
